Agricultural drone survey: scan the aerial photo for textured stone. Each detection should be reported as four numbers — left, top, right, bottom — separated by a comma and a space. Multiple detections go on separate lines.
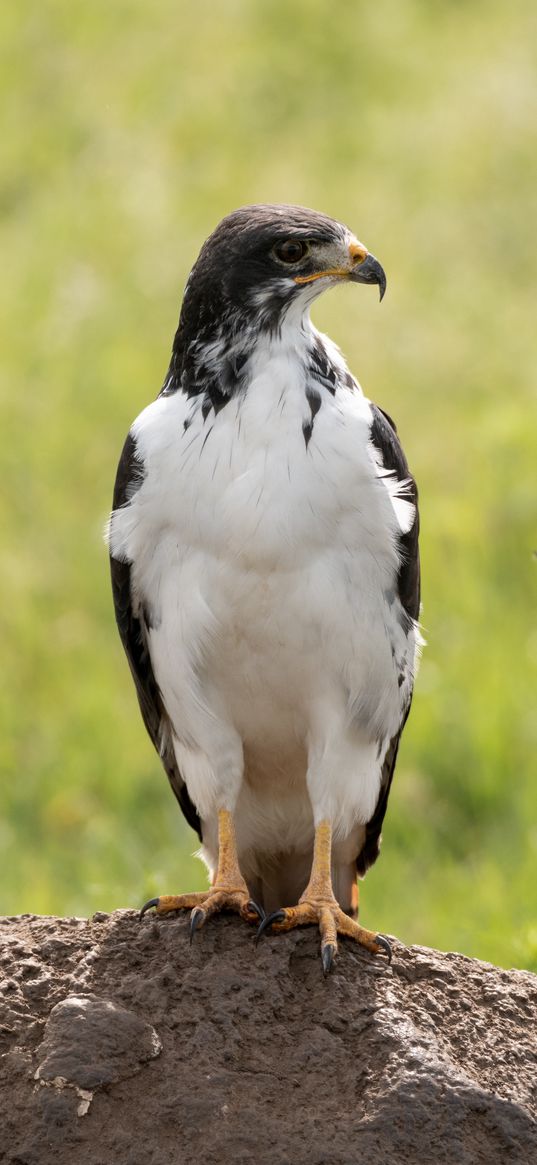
0, 911, 535, 1164
35, 994, 161, 1088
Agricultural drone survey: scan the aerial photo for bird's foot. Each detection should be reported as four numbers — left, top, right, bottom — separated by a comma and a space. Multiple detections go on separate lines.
140, 809, 264, 938
140, 888, 264, 936
257, 895, 391, 974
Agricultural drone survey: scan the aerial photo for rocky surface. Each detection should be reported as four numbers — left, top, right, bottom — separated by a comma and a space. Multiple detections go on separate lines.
0, 910, 535, 1164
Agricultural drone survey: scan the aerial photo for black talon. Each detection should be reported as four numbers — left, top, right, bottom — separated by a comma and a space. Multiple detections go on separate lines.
321, 943, 336, 977
139, 898, 159, 921
189, 907, 206, 944
247, 900, 266, 923
255, 909, 286, 945
375, 934, 392, 964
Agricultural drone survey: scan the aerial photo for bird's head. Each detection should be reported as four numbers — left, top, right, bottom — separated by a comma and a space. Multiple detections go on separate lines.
178, 204, 386, 338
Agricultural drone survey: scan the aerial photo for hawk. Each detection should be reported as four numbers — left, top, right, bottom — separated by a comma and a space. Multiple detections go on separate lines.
107, 204, 420, 973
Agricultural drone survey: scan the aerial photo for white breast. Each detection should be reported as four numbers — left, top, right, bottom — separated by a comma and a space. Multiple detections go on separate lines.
109, 324, 418, 861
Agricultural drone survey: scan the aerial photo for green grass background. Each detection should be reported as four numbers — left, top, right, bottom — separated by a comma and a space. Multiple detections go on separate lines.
1, 0, 536, 969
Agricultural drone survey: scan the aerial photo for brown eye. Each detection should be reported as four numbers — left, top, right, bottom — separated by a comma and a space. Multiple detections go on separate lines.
273, 239, 308, 264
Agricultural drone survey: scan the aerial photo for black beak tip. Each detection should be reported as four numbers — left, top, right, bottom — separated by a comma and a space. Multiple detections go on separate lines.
351, 253, 387, 302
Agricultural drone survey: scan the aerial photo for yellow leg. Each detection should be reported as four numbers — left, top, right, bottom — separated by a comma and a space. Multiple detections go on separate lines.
140, 809, 263, 934
257, 820, 391, 973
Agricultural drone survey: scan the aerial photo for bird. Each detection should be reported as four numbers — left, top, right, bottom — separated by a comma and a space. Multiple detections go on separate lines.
107, 203, 421, 973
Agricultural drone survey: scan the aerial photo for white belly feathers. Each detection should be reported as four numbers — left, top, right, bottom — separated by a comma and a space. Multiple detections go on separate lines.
108, 328, 418, 856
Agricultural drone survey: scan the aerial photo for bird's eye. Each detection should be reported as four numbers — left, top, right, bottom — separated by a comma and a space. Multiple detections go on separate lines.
273, 239, 309, 264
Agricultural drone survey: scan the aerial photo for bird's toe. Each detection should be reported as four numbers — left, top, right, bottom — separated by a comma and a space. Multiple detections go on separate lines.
139, 897, 160, 921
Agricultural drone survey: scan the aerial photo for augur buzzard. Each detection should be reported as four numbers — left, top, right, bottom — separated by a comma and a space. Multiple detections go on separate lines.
107, 204, 421, 973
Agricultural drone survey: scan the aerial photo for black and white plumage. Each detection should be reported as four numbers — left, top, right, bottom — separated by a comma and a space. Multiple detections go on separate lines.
108, 204, 420, 958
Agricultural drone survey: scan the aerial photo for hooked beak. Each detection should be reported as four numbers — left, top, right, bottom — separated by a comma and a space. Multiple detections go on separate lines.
293, 241, 387, 301
349, 252, 387, 301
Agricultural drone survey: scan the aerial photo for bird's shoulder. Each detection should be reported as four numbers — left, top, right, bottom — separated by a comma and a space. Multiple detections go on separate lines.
366, 400, 421, 625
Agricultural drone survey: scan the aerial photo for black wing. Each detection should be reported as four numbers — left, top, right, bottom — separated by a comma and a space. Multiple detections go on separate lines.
110, 432, 201, 840
356, 404, 420, 876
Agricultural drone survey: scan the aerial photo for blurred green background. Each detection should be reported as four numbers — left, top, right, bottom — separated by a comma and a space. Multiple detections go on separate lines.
1, 0, 536, 969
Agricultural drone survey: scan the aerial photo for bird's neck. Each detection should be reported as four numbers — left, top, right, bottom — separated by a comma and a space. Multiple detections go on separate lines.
162, 300, 315, 401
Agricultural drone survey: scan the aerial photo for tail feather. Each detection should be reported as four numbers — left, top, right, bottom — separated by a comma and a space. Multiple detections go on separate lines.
332, 862, 359, 917
248, 854, 358, 917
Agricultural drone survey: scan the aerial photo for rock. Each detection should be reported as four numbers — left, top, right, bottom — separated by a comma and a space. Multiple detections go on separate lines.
35, 994, 161, 1088
0, 910, 535, 1164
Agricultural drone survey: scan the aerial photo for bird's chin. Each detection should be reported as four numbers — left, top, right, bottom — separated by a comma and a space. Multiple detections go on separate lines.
292, 272, 344, 302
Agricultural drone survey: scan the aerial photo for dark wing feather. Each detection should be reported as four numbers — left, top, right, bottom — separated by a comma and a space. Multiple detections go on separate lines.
110, 432, 201, 840
356, 405, 420, 875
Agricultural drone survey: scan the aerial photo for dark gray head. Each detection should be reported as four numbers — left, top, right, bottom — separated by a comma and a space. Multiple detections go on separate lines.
180, 203, 384, 328
167, 204, 386, 395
